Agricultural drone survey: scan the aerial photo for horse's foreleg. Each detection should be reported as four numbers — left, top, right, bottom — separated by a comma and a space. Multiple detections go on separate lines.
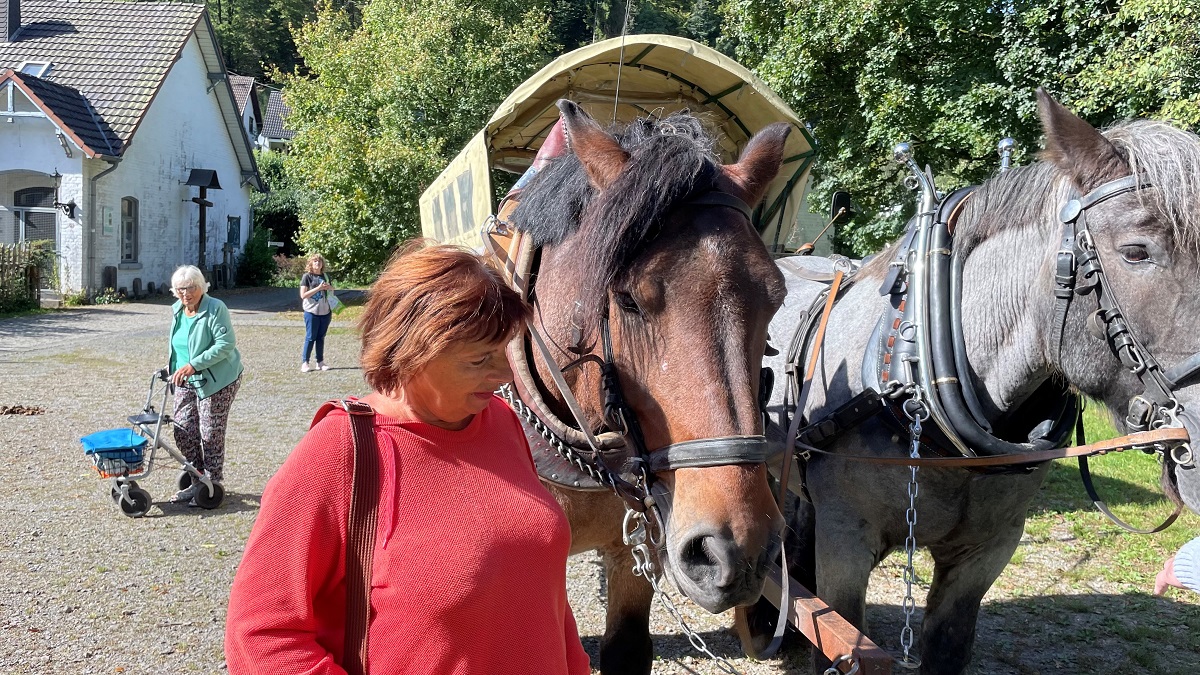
598, 545, 655, 675
811, 518, 878, 674
918, 528, 1024, 675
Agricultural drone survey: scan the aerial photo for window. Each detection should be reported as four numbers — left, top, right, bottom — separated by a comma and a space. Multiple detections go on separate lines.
18, 62, 52, 78
227, 216, 241, 246
11, 188, 57, 247
120, 197, 138, 262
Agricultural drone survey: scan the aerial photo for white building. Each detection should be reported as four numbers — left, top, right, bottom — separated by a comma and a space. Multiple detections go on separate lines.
0, 0, 262, 295
258, 89, 293, 152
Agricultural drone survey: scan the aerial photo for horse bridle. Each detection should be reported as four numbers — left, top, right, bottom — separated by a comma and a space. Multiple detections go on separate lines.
1053, 174, 1198, 467
496, 187, 781, 513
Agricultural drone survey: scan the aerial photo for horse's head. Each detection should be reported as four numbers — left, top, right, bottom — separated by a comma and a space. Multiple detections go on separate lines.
1037, 91, 1200, 510
512, 101, 789, 612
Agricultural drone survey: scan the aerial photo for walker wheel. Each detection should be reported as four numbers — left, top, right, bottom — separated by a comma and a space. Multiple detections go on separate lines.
193, 482, 225, 510
110, 480, 140, 503
118, 488, 153, 518
177, 471, 194, 491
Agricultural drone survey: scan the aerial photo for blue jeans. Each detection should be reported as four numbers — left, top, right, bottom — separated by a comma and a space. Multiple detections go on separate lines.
303, 311, 332, 363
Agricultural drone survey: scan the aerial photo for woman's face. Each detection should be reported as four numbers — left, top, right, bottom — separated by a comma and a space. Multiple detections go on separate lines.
174, 281, 203, 309
311, 259, 323, 272
400, 339, 513, 430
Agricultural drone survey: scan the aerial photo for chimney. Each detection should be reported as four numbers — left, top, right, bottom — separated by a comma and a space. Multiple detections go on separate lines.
1, 0, 18, 42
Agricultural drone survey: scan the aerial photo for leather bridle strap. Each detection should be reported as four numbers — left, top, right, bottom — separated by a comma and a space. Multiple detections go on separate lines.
647, 436, 779, 472
1051, 174, 1151, 365
687, 190, 754, 222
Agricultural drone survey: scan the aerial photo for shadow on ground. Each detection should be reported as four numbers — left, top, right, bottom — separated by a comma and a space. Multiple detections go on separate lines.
578, 591, 1199, 674
149, 491, 262, 518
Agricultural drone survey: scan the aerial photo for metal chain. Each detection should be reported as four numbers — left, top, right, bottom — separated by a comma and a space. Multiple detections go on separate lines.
498, 384, 622, 491
503, 383, 745, 673
897, 399, 927, 671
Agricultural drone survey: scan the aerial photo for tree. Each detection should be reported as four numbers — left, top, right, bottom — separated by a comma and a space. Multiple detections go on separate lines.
283, 0, 555, 281
251, 150, 302, 255
724, 0, 1200, 255
203, 0, 320, 80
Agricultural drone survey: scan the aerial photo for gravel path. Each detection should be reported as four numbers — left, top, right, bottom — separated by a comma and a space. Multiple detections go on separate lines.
1, 290, 1196, 675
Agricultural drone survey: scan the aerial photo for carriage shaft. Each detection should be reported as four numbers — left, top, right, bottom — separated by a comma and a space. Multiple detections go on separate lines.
761, 564, 893, 674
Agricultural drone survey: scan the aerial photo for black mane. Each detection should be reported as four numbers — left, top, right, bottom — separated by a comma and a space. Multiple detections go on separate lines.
510, 112, 722, 325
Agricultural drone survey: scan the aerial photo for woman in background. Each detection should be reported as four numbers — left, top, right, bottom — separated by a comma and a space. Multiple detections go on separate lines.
299, 253, 334, 372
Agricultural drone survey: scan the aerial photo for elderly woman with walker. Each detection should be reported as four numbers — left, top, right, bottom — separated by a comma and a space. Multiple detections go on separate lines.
167, 265, 243, 506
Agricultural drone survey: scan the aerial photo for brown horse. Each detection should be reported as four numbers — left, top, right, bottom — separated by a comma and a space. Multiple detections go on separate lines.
507, 101, 791, 674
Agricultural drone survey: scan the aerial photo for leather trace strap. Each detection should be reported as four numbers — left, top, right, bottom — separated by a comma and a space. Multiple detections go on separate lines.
751, 260, 849, 661
341, 399, 380, 675
794, 425, 1188, 468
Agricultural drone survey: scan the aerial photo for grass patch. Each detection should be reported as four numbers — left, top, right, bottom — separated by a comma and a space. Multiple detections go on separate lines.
0, 307, 51, 320
1021, 398, 1200, 587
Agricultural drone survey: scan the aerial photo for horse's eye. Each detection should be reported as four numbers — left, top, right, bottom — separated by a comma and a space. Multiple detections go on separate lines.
1120, 245, 1151, 264
614, 291, 642, 315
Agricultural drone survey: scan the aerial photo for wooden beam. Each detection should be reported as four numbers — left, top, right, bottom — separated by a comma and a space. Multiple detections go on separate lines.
761, 565, 893, 674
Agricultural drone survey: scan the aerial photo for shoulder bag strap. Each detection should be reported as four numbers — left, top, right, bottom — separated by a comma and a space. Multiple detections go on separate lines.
340, 399, 380, 675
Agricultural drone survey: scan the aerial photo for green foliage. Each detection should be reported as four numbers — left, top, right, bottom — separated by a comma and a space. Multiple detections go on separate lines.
204, 0, 318, 80
283, 0, 557, 281
271, 254, 308, 287
0, 241, 54, 313
724, 0, 1200, 256
237, 226, 277, 287
93, 288, 126, 305
61, 289, 91, 307
252, 150, 302, 255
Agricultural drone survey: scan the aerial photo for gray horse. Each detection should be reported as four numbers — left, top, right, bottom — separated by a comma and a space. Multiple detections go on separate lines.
741, 90, 1200, 674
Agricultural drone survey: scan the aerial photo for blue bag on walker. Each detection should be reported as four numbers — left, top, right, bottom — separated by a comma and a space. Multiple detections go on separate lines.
81, 429, 148, 463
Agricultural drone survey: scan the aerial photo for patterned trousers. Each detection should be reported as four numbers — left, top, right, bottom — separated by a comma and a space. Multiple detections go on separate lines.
172, 374, 241, 483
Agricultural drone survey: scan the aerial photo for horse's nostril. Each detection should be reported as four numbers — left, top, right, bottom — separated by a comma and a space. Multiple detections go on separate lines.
677, 533, 735, 589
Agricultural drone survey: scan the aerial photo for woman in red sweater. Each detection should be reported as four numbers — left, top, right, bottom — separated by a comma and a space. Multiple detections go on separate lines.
225, 244, 591, 675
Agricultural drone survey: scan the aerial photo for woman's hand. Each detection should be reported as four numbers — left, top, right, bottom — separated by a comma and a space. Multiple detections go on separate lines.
1155, 555, 1183, 595
172, 363, 197, 386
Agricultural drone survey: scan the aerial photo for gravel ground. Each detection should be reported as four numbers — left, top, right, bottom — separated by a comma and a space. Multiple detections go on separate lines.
1, 289, 1196, 675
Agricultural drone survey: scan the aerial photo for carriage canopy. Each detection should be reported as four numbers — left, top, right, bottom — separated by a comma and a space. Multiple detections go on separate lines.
419, 34, 818, 253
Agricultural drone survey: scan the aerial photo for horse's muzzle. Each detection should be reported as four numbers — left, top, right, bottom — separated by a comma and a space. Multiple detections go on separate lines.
667, 525, 782, 613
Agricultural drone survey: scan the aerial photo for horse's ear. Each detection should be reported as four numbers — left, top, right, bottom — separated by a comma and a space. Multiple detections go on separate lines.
723, 123, 791, 205
1037, 88, 1128, 192
557, 99, 629, 190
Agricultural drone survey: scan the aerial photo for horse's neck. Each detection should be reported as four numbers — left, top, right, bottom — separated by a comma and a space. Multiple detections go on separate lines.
958, 225, 1059, 421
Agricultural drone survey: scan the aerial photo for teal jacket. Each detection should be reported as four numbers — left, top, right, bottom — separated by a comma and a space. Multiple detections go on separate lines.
168, 294, 243, 399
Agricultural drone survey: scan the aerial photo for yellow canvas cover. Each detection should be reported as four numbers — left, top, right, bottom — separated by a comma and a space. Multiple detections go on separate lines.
420, 34, 816, 251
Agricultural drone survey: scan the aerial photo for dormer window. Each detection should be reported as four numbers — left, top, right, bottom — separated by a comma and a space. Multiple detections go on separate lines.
19, 61, 51, 77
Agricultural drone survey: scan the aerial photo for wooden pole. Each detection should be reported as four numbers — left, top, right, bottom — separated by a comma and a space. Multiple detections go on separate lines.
760, 564, 893, 674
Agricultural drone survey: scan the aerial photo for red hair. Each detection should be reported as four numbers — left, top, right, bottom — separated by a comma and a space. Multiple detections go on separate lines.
359, 241, 530, 393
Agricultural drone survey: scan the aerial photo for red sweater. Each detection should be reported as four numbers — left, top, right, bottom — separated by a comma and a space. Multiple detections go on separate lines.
225, 397, 591, 675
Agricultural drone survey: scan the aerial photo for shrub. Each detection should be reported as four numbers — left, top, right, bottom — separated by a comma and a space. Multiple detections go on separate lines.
61, 289, 90, 306
237, 227, 276, 287
271, 254, 308, 287
93, 287, 125, 305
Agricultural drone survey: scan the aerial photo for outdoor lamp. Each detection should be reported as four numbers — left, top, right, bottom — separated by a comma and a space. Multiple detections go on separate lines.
51, 169, 78, 219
